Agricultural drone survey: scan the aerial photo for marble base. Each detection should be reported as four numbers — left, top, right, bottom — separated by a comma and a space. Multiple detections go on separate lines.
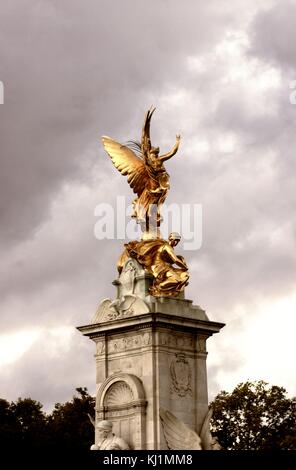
77, 259, 224, 450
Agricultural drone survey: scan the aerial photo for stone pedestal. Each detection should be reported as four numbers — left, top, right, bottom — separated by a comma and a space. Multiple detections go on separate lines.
77, 259, 224, 450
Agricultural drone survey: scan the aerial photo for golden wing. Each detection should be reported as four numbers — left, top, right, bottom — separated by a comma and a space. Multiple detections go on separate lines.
159, 408, 202, 450
102, 136, 150, 195
141, 107, 155, 159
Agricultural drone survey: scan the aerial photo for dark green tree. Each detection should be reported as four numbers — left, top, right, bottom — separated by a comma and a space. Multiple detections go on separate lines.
210, 380, 296, 450
46, 387, 95, 451
0, 399, 21, 447
8, 397, 48, 449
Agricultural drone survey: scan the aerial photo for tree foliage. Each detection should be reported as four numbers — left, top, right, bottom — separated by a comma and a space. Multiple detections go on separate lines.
0, 398, 21, 447
1, 381, 295, 450
47, 387, 95, 451
10, 397, 48, 449
0, 388, 95, 451
210, 380, 296, 450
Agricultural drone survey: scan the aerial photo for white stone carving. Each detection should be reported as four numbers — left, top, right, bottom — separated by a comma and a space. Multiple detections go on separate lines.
91, 259, 153, 324
91, 295, 150, 323
96, 373, 147, 450
159, 332, 194, 349
160, 408, 202, 450
104, 381, 134, 406
108, 333, 152, 354
170, 353, 192, 397
160, 408, 221, 450
118, 259, 138, 297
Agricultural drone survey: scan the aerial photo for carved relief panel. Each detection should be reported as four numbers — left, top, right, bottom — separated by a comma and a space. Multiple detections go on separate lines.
170, 353, 192, 397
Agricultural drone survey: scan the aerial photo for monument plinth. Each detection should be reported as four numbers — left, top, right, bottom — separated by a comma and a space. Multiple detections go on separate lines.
78, 259, 224, 450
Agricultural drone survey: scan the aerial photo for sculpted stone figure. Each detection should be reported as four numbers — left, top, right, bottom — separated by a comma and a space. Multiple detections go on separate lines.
90, 420, 129, 451
117, 232, 189, 297
159, 408, 221, 450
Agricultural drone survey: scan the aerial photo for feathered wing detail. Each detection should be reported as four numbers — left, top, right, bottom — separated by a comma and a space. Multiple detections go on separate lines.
87, 413, 95, 428
141, 107, 155, 159
159, 408, 202, 450
102, 136, 150, 195
200, 407, 213, 450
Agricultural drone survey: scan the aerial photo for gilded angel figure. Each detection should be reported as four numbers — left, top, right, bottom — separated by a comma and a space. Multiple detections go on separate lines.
117, 232, 189, 297
102, 107, 180, 230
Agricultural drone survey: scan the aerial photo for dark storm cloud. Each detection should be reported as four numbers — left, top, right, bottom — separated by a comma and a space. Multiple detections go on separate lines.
249, 0, 296, 71
0, 0, 233, 248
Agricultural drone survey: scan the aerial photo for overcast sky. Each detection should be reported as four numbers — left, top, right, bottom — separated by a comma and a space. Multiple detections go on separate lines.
1, 0, 296, 411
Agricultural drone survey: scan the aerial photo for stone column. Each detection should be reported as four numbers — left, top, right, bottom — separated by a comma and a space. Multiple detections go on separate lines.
77, 259, 224, 450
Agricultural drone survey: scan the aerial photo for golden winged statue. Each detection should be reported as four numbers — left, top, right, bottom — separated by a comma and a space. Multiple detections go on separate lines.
102, 108, 189, 297
117, 232, 189, 297
102, 107, 180, 236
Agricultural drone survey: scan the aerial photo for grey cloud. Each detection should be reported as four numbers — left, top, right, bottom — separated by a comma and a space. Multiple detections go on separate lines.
0, 329, 95, 411
249, 1, 296, 71
0, 0, 233, 249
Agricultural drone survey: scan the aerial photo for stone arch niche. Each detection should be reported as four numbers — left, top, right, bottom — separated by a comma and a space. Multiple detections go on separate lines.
96, 373, 147, 450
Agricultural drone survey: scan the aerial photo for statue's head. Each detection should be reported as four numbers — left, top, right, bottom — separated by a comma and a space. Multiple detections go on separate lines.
97, 420, 113, 438
150, 146, 159, 156
168, 232, 181, 247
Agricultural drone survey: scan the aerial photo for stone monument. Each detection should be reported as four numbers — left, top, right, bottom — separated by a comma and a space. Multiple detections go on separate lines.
77, 108, 224, 450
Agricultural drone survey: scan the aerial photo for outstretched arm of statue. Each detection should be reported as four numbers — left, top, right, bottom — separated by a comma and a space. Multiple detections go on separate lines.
164, 244, 188, 270
177, 255, 188, 269
159, 135, 181, 162
175, 257, 188, 271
